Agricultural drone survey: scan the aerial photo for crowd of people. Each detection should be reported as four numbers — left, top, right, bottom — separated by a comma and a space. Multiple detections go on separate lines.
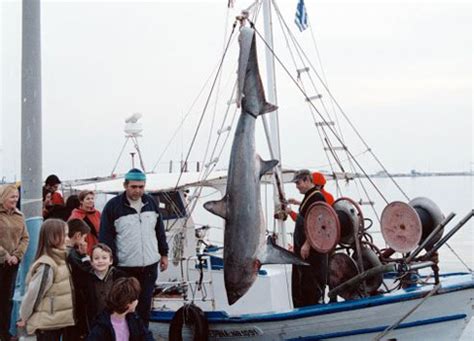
1, 167, 333, 340
0, 168, 167, 341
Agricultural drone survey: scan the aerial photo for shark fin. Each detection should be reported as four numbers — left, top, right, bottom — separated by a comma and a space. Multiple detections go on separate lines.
242, 99, 278, 118
258, 156, 279, 178
203, 197, 228, 219
261, 102, 278, 114
258, 237, 308, 266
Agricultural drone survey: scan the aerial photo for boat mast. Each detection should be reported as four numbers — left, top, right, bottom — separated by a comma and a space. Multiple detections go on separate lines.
261, 0, 287, 246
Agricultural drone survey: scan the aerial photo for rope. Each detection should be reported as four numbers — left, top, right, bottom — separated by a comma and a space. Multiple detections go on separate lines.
173, 21, 237, 190
277, 18, 410, 201
150, 67, 217, 173
373, 283, 441, 340
110, 138, 129, 175
249, 22, 390, 205
271, 3, 380, 218
445, 242, 473, 272
167, 3, 264, 236
273, 3, 342, 189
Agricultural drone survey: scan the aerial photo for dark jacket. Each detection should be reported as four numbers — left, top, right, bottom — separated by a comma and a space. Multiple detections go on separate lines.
84, 267, 127, 328
87, 310, 154, 341
292, 187, 328, 308
67, 245, 92, 335
99, 192, 168, 267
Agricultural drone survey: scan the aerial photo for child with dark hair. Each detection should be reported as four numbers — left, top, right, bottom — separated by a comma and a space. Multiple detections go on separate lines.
87, 277, 154, 341
43, 174, 64, 205
84, 243, 127, 329
66, 219, 92, 339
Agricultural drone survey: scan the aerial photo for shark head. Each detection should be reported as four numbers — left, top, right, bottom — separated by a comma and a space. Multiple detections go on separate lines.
224, 258, 260, 305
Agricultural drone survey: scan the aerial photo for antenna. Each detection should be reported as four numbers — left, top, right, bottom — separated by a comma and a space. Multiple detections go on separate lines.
110, 113, 146, 175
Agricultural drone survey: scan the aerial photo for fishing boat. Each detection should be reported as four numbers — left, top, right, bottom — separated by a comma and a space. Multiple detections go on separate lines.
68, 1, 473, 340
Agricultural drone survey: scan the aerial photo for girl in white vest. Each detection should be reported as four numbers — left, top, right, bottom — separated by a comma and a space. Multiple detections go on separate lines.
17, 219, 76, 341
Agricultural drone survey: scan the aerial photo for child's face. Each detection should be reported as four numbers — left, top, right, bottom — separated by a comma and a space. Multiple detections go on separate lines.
91, 248, 113, 273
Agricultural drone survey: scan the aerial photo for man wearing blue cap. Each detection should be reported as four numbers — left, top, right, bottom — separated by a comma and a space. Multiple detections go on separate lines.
99, 168, 169, 326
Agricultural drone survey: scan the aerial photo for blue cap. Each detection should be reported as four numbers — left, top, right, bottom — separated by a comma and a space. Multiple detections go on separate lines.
125, 168, 146, 181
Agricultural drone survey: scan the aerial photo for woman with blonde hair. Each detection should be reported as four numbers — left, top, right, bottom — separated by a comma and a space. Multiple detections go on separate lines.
0, 184, 29, 341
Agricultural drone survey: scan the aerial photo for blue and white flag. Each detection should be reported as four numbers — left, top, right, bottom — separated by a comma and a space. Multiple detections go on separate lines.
295, 0, 308, 32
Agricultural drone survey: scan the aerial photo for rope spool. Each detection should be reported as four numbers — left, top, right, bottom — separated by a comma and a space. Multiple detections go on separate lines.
304, 201, 340, 253
381, 197, 445, 253
329, 247, 383, 299
409, 197, 445, 250
352, 247, 383, 294
332, 197, 364, 247
328, 253, 359, 299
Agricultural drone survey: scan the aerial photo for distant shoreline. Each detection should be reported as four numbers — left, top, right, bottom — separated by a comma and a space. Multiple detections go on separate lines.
369, 171, 473, 178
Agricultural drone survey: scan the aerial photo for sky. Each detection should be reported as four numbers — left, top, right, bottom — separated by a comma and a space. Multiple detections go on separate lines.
0, 0, 472, 182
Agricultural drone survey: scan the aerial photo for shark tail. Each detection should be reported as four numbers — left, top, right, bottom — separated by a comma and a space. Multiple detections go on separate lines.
258, 237, 308, 266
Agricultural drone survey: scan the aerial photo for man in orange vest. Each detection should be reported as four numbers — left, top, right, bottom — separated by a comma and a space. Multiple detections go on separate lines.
286, 171, 334, 221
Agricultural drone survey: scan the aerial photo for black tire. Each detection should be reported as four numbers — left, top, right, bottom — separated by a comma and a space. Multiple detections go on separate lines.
168, 304, 209, 341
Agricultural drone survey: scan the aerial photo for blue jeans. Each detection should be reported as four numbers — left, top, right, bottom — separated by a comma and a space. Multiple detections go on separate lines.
118, 262, 158, 326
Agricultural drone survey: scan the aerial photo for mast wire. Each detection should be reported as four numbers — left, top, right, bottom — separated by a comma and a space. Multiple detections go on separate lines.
269, 11, 410, 201
173, 21, 238, 190
272, 2, 380, 220
249, 22, 390, 205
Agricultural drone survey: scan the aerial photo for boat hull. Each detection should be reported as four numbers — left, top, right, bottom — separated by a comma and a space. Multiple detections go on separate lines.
150, 273, 474, 340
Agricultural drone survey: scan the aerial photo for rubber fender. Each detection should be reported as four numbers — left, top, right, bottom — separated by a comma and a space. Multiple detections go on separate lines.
168, 303, 209, 341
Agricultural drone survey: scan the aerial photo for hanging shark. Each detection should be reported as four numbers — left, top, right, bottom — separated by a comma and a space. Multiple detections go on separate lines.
204, 26, 307, 305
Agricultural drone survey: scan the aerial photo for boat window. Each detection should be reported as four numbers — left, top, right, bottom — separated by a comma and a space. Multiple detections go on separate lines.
151, 191, 187, 220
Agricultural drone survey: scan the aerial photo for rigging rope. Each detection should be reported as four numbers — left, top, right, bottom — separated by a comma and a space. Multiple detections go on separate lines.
169, 3, 263, 233
173, 20, 238, 190
272, 3, 380, 219
445, 242, 473, 272
151, 65, 219, 173
274, 16, 410, 201
250, 21, 390, 205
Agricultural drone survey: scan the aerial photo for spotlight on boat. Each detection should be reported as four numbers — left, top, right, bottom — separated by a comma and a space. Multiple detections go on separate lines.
124, 112, 143, 137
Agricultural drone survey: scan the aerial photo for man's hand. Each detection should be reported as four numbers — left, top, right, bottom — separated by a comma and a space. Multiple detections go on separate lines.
300, 241, 311, 260
17, 319, 26, 328
288, 198, 301, 205
160, 256, 169, 272
78, 241, 88, 255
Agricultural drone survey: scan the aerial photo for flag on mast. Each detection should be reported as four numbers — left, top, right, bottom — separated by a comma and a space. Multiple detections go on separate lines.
295, 0, 308, 32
